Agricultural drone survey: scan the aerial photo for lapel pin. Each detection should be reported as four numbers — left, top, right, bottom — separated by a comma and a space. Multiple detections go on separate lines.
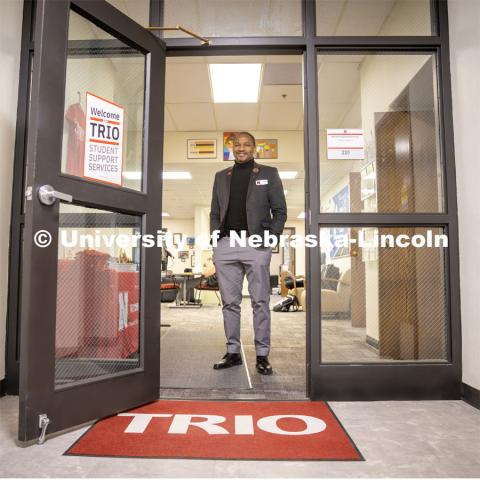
252, 167, 259, 173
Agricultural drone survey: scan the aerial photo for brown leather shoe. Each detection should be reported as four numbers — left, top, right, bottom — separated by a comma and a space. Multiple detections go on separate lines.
256, 356, 273, 375
213, 352, 243, 370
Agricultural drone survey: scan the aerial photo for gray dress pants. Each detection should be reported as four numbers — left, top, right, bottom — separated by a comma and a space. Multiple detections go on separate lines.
212, 236, 272, 356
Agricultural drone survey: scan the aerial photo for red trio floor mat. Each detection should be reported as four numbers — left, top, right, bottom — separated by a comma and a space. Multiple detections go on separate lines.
65, 400, 364, 461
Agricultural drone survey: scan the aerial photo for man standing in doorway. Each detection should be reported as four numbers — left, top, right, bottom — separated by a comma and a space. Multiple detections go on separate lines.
210, 132, 287, 375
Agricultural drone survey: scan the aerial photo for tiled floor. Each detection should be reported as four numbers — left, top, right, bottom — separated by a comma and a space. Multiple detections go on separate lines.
1, 395, 480, 477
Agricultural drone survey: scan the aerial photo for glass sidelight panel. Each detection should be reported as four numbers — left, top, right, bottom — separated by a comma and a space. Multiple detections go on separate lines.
162, 0, 302, 37
55, 204, 141, 387
320, 226, 448, 363
316, 0, 434, 36
61, 10, 145, 191
318, 53, 444, 213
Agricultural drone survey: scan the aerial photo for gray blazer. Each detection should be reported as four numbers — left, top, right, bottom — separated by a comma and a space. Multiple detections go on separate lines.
210, 161, 287, 237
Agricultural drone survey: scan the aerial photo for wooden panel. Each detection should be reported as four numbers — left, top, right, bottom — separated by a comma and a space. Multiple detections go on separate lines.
375, 110, 444, 360
349, 172, 366, 328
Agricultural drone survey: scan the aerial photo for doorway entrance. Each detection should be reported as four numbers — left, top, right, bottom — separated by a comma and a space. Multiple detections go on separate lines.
158, 55, 307, 400
6, 0, 461, 445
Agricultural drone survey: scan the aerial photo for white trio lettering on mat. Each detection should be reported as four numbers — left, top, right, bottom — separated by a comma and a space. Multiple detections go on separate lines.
118, 413, 327, 436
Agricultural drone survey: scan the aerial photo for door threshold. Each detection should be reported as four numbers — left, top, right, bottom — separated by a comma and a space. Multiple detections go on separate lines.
159, 387, 308, 401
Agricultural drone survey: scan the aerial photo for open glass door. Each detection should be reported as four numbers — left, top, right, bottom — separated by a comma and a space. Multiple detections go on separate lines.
19, 0, 165, 443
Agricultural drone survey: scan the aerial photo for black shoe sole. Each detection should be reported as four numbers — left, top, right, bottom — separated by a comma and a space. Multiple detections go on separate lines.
213, 360, 243, 370
256, 367, 273, 375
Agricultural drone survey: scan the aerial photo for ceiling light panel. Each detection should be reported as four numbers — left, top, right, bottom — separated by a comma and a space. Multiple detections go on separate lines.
209, 64, 262, 103
279, 171, 298, 179
163, 172, 192, 180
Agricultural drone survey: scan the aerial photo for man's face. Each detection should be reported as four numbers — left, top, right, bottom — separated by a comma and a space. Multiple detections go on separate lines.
233, 135, 256, 163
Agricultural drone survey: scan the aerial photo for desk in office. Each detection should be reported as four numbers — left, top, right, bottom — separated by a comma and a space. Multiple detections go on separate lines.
170, 273, 202, 308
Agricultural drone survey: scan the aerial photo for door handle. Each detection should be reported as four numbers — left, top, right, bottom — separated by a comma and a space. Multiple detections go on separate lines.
38, 185, 73, 206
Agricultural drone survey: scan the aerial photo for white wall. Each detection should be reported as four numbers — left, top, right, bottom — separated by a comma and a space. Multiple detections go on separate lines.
449, 0, 480, 391
164, 130, 303, 165
161, 218, 196, 273
286, 219, 306, 277
0, 0, 23, 382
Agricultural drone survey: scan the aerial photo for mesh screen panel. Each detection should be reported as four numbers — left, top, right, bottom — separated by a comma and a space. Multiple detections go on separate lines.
55, 204, 141, 387
316, 0, 433, 36
163, 0, 302, 38
320, 227, 448, 363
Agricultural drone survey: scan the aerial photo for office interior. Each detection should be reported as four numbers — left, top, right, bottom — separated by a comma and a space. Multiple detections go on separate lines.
158, 55, 306, 396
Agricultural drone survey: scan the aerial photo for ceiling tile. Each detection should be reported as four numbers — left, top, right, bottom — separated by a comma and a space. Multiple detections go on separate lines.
263, 63, 302, 85
213, 104, 259, 131
164, 107, 176, 131
336, 0, 395, 36
267, 55, 303, 64
165, 63, 211, 103
316, 0, 347, 36
297, 116, 304, 130
168, 103, 216, 131
318, 62, 360, 103
260, 85, 303, 103
258, 103, 303, 130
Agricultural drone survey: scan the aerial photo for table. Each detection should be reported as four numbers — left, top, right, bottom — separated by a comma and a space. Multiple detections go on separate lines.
170, 273, 202, 308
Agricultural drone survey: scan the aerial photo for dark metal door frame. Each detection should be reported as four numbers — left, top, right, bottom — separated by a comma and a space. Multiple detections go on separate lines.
7, 0, 460, 403
17, 0, 165, 442
5, 0, 35, 396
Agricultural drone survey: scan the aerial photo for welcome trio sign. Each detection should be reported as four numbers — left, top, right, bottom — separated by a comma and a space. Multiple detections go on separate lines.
65, 400, 364, 460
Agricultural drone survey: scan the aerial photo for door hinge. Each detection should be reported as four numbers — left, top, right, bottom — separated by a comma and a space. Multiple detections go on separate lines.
25, 185, 32, 201
38, 414, 50, 445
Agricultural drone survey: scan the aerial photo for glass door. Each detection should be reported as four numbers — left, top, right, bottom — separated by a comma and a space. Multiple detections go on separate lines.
19, 0, 165, 442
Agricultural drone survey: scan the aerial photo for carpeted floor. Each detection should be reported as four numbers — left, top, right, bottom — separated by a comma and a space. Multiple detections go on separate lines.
160, 298, 307, 399
160, 314, 251, 389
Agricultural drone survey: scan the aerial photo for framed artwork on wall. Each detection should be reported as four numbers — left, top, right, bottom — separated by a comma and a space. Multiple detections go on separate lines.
187, 139, 217, 159
173, 233, 183, 248
223, 132, 239, 161
186, 236, 195, 248
256, 139, 278, 159
178, 250, 189, 261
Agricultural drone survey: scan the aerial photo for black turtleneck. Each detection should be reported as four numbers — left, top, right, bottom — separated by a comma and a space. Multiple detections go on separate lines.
222, 159, 254, 236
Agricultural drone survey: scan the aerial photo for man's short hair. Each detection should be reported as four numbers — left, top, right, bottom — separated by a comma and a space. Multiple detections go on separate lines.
234, 131, 256, 146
